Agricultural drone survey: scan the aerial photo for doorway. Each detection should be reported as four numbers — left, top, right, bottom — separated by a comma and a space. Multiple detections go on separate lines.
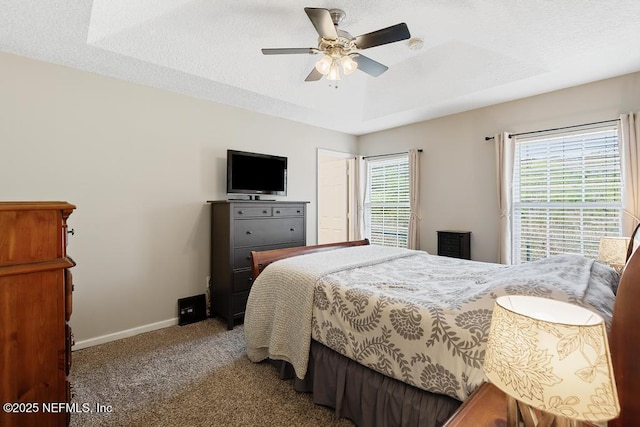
317, 149, 355, 244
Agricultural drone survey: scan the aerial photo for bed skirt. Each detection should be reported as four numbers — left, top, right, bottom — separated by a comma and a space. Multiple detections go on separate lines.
270, 340, 461, 427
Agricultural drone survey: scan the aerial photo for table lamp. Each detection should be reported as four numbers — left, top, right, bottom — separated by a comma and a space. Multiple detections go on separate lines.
483, 296, 619, 427
598, 237, 630, 273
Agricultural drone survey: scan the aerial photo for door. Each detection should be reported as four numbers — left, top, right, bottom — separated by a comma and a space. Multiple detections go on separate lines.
317, 149, 353, 244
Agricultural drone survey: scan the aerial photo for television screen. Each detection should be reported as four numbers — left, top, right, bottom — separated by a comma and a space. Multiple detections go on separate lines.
227, 150, 287, 196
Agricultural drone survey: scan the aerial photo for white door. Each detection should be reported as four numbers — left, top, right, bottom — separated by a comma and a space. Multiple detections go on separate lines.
317, 150, 352, 244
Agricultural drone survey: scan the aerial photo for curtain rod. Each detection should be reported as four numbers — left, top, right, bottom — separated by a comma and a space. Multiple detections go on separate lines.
484, 118, 620, 141
363, 149, 423, 160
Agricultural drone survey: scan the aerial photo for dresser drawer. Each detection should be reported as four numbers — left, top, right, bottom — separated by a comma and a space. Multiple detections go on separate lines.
234, 218, 304, 247
273, 206, 305, 217
233, 206, 272, 218
65, 269, 73, 321
232, 291, 250, 316
233, 270, 254, 292
65, 324, 73, 375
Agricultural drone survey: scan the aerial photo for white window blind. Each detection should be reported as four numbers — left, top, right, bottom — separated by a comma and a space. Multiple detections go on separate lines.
365, 155, 410, 248
512, 125, 622, 263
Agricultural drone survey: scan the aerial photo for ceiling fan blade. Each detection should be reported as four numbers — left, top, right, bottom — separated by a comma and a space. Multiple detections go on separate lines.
354, 23, 410, 50
262, 48, 317, 55
304, 7, 338, 40
353, 54, 389, 77
305, 68, 323, 82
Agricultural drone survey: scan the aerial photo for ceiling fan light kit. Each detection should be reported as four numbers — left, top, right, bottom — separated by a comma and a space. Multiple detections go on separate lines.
262, 7, 411, 83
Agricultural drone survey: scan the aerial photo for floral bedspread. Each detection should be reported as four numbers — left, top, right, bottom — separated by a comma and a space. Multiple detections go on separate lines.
310, 250, 618, 401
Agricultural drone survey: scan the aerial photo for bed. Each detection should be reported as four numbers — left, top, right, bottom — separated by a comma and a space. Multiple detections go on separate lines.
244, 229, 640, 427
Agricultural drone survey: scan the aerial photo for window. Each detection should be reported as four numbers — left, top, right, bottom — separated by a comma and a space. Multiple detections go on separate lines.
364, 154, 410, 247
512, 125, 622, 263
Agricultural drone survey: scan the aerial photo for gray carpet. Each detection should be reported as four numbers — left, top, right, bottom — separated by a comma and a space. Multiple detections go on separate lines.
70, 318, 355, 427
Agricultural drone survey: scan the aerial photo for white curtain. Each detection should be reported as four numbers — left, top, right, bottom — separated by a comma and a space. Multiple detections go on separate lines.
353, 155, 367, 240
407, 149, 421, 249
494, 132, 515, 264
619, 113, 640, 236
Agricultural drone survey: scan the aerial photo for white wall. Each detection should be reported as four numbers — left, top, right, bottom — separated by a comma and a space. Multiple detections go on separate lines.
358, 72, 640, 262
0, 52, 357, 346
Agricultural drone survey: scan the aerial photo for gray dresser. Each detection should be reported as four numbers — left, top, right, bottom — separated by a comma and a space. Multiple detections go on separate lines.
208, 200, 308, 329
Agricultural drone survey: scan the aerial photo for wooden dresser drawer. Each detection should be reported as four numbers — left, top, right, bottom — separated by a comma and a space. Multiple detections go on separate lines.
65, 269, 73, 321
65, 324, 73, 375
232, 291, 250, 316
233, 270, 254, 292
233, 206, 272, 218
273, 206, 305, 217
234, 218, 304, 247
0, 209, 61, 264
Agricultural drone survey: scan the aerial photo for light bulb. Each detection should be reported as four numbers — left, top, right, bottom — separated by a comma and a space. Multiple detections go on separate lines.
327, 61, 341, 81
314, 55, 332, 75
340, 55, 358, 75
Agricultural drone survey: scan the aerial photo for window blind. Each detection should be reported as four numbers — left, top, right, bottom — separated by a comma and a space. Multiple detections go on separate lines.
512, 126, 622, 263
365, 155, 410, 248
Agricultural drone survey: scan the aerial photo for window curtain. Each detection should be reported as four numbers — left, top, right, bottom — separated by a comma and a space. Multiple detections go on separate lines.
494, 132, 515, 264
407, 149, 421, 249
353, 155, 367, 240
619, 113, 640, 236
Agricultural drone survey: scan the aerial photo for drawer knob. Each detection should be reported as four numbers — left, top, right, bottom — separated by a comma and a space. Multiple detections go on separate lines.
248, 278, 253, 283
245, 256, 251, 260
276, 210, 281, 214
263, 210, 268, 214
297, 210, 301, 213
246, 231, 253, 235
67, 228, 75, 236
290, 228, 295, 231
238, 210, 244, 214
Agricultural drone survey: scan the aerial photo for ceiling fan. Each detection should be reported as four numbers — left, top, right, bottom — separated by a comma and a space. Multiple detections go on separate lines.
261, 7, 411, 82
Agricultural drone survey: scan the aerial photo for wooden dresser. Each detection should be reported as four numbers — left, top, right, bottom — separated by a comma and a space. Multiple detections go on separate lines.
0, 202, 75, 427
208, 200, 308, 329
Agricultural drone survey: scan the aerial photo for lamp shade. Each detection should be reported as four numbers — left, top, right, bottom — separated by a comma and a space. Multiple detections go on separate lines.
598, 237, 630, 266
483, 296, 619, 423
314, 54, 333, 75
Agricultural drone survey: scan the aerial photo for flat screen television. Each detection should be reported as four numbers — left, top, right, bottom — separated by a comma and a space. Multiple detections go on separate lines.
226, 149, 287, 197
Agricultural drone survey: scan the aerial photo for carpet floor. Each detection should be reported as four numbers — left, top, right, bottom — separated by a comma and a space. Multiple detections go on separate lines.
70, 318, 355, 427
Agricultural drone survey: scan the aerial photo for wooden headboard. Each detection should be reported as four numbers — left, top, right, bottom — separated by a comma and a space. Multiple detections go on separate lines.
250, 239, 370, 280
609, 223, 640, 426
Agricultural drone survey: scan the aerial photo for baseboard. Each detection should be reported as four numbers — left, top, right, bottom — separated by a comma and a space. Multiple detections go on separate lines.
72, 318, 179, 350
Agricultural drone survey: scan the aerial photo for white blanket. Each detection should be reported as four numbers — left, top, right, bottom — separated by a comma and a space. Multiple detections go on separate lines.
244, 245, 417, 378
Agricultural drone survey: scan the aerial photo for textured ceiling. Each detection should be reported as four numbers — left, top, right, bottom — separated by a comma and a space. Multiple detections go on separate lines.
2, 1, 640, 135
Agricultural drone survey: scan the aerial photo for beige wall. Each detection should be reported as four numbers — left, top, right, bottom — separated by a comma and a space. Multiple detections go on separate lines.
358, 72, 640, 262
0, 51, 357, 346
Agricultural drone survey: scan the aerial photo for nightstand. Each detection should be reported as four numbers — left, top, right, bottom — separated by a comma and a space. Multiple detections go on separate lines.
443, 382, 598, 427
443, 382, 507, 427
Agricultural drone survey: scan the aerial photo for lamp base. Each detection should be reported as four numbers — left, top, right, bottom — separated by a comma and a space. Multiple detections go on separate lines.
507, 396, 583, 427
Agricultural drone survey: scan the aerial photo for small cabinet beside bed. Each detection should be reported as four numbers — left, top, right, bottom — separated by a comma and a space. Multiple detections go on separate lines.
208, 200, 308, 330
